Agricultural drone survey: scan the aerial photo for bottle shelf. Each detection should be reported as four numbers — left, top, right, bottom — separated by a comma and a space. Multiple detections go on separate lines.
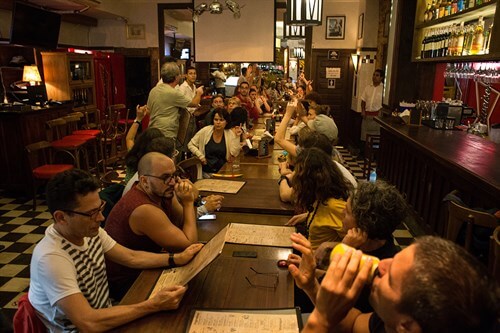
414, 53, 500, 62
417, 0, 497, 29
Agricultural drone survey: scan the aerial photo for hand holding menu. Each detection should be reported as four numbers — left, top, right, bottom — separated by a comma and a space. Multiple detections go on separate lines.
149, 225, 229, 299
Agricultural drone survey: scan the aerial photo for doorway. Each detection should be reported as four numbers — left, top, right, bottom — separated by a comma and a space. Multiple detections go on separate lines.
125, 56, 151, 112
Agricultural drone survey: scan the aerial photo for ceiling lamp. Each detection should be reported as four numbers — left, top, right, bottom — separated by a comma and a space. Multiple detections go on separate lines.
286, 0, 323, 26
283, 13, 305, 40
193, 0, 243, 22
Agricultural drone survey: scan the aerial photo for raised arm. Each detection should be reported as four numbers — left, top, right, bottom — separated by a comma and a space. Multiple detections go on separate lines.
274, 102, 298, 157
188, 86, 204, 107
128, 181, 197, 252
125, 105, 149, 150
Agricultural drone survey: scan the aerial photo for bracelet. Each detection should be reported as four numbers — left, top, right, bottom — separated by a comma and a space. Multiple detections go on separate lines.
169, 253, 176, 267
134, 120, 142, 125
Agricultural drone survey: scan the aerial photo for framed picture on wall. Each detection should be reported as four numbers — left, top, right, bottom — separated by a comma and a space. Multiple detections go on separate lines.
358, 14, 364, 39
126, 24, 146, 39
326, 16, 345, 40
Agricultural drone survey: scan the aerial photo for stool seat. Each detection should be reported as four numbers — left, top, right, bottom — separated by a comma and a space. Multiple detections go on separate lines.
33, 164, 74, 179
73, 129, 101, 136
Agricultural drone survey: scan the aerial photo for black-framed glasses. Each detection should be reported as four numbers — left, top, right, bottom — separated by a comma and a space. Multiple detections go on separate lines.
143, 170, 182, 184
245, 267, 279, 290
62, 200, 106, 220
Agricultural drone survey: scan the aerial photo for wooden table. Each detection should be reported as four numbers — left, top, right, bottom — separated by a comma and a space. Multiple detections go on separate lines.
113, 244, 294, 332
217, 163, 282, 179
201, 178, 294, 215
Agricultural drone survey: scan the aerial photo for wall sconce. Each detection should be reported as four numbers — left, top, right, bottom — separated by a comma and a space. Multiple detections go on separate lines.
351, 54, 359, 73
23, 65, 41, 86
294, 47, 305, 59
286, 0, 323, 26
283, 13, 305, 39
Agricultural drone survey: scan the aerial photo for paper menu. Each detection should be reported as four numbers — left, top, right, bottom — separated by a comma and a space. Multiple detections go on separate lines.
194, 179, 246, 194
148, 225, 229, 299
186, 308, 301, 333
226, 223, 294, 248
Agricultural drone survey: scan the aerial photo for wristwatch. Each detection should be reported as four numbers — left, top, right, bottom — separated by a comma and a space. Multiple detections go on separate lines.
278, 175, 291, 187
134, 119, 142, 125
169, 253, 176, 267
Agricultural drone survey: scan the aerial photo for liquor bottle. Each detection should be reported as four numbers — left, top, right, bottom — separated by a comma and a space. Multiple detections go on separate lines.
455, 22, 465, 56
475, 0, 483, 5
421, 33, 428, 58
457, 0, 464, 11
424, 2, 431, 21
470, 18, 484, 55
468, 0, 475, 9
445, 1, 452, 16
451, 0, 458, 14
483, 23, 492, 54
462, 25, 474, 55
439, 0, 446, 18
448, 27, 456, 56
432, 0, 439, 19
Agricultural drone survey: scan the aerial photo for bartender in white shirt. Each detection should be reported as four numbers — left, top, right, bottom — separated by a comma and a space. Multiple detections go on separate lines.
179, 66, 202, 114
360, 69, 384, 147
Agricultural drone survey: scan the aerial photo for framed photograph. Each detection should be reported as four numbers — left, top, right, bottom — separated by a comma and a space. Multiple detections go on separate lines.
358, 14, 364, 39
326, 16, 345, 40
126, 24, 145, 39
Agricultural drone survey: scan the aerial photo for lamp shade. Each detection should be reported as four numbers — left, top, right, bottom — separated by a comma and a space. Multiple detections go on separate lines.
23, 65, 41, 85
283, 13, 305, 39
286, 0, 323, 26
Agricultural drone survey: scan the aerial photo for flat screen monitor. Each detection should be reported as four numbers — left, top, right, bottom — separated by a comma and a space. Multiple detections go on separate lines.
27, 85, 48, 105
10, 2, 61, 50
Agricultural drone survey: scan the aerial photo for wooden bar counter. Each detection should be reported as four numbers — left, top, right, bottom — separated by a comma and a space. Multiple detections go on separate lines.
0, 103, 72, 194
375, 116, 500, 236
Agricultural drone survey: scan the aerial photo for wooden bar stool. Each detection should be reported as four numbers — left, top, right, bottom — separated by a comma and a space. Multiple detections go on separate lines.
25, 141, 74, 210
45, 118, 89, 170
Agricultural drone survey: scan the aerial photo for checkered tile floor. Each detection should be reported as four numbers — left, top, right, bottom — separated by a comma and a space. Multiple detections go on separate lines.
0, 147, 418, 325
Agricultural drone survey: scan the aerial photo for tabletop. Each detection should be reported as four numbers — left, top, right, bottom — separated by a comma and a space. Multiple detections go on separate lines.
201, 178, 294, 215
113, 243, 294, 332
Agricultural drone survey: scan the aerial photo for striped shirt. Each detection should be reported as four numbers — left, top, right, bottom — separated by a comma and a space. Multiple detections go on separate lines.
29, 225, 116, 332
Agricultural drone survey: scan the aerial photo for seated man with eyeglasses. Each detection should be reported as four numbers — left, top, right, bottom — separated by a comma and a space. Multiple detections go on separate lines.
29, 169, 202, 332
105, 152, 199, 300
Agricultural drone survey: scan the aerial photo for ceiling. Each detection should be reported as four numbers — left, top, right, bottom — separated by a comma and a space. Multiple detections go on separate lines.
16, 0, 123, 20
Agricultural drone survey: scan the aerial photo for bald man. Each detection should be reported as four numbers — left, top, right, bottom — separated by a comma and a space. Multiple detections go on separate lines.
105, 152, 198, 300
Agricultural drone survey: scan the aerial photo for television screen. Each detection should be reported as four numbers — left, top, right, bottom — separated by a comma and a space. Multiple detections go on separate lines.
10, 2, 61, 50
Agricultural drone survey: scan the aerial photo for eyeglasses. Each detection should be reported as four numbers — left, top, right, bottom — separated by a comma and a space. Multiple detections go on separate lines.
172, 149, 179, 158
62, 200, 106, 220
144, 170, 183, 184
245, 267, 279, 290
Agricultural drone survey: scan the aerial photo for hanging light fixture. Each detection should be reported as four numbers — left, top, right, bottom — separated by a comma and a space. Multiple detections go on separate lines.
192, 0, 243, 22
283, 13, 305, 40
286, 0, 323, 26
294, 47, 305, 59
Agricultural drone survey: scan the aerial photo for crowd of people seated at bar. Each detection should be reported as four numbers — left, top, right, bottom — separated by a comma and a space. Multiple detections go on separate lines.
22, 60, 498, 332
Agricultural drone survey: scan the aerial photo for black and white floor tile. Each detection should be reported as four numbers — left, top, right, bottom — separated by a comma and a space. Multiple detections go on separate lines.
0, 147, 417, 325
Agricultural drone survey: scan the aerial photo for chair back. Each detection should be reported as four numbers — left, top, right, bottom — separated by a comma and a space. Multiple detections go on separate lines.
177, 157, 202, 182
490, 226, 500, 281
82, 108, 101, 129
62, 114, 83, 133
446, 201, 498, 250
25, 141, 54, 169
45, 118, 68, 142
177, 108, 196, 158
13, 293, 47, 333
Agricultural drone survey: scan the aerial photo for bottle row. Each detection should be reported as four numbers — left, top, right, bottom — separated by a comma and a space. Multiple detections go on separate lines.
423, 0, 493, 22
420, 17, 493, 58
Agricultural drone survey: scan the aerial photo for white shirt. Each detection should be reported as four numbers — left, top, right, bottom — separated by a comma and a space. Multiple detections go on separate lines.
212, 70, 227, 88
361, 83, 383, 112
179, 81, 198, 113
